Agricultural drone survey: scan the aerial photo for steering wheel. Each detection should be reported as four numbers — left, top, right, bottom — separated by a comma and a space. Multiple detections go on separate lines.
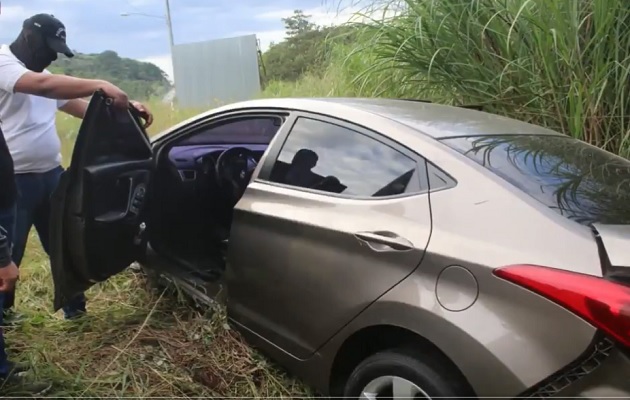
215, 147, 257, 204
196, 154, 216, 176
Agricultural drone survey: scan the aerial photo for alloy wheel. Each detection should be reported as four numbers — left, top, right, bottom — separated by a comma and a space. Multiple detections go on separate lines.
360, 375, 431, 399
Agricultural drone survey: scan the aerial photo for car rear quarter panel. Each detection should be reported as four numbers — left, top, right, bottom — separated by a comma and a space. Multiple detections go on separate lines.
409, 135, 603, 395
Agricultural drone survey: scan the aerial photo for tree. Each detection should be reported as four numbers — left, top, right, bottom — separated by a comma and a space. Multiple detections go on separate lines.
259, 9, 361, 84
282, 10, 317, 38
51, 51, 171, 100
262, 10, 328, 82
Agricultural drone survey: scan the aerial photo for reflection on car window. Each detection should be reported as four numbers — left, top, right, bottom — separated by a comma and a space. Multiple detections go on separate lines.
269, 117, 421, 197
442, 134, 630, 225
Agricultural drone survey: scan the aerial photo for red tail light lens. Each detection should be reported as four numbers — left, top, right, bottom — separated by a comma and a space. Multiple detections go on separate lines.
494, 264, 630, 348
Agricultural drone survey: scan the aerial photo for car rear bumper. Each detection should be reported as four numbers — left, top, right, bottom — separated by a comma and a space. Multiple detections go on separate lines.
553, 343, 630, 398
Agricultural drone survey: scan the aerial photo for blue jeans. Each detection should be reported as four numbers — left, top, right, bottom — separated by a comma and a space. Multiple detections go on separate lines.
7, 166, 86, 318
0, 205, 16, 377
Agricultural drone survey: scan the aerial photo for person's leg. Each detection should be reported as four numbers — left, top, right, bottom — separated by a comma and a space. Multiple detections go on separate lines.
0, 292, 30, 379
0, 206, 15, 372
0, 291, 27, 376
33, 166, 86, 319
2, 174, 37, 313
0, 285, 50, 395
0, 291, 8, 378
0, 207, 53, 395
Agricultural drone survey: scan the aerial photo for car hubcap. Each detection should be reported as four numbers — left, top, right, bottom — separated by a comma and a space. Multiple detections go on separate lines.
360, 376, 430, 399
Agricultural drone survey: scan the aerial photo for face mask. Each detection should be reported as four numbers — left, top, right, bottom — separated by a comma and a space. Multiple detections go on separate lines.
30, 45, 57, 72
10, 30, 57, 72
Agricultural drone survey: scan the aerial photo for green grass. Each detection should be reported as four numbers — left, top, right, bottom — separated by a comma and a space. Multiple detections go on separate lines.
6, 101, 313, 398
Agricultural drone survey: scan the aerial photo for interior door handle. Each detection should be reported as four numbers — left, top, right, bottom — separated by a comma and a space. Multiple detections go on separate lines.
94, 176, 136, 223
354, 231, 414, 252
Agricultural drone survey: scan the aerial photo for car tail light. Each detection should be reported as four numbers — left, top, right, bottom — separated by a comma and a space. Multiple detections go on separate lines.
494, 264, 630, 348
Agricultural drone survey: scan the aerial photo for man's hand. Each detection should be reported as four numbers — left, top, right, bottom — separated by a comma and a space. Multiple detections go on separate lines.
100, 82, 129, 109
0, 261, 19, 292
130, 100, 154, 128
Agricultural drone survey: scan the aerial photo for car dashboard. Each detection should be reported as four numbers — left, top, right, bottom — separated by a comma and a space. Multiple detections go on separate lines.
168, 144, 268, 182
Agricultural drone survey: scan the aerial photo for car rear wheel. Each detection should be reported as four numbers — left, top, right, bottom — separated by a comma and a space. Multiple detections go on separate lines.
343, 349, 471, 399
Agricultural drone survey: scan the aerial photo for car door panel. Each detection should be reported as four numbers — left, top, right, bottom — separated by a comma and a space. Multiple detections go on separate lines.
228, 185, 431, 359
84, 161, 151, 223
226, 114, 432, 360
50, 91, 152, 311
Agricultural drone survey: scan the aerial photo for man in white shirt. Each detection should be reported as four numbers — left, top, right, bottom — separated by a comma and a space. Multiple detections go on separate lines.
0, 13, 153, 323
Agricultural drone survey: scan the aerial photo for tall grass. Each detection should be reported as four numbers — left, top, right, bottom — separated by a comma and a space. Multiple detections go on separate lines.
349, 0, 630, 156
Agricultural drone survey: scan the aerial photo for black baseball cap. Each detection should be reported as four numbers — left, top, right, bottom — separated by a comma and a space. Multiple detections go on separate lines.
23, 13, 74, 58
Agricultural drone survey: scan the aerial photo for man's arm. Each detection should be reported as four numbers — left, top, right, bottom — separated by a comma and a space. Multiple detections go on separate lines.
15, 72, 110, 100
0, 61, 128, 109
59, 98, 89, 118
0, 56, 119, 101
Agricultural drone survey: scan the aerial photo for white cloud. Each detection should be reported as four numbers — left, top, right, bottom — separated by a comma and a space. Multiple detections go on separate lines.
127, 0, 157, 7
256, 29, 285, 51
256, 5, 362, 27
307, 5, 364, 26
138, 30, 166, 40
2, 5, 30, 21
255, 10, 291, 21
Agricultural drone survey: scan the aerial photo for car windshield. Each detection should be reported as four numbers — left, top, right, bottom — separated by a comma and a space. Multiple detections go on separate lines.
441, 134, 630, 226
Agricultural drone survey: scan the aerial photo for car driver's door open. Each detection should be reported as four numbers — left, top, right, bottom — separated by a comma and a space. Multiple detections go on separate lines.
49, 90, 153, 311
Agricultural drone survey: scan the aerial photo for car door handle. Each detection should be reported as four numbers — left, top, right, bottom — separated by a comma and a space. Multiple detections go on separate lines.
354, 231, 414, 252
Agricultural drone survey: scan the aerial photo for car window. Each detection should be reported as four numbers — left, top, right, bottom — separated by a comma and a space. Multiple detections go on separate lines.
441, 134, 630, 225
177, 116, 283, 145
427, 162, 456, 191
268, 117, 423, 197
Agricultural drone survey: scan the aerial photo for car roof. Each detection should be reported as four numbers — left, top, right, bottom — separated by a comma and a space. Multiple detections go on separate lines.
156, 97, 564, 141
216, 97, 564, 139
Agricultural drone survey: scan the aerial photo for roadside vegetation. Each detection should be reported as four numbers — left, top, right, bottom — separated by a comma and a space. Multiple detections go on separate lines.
8, 0, 630, 397
49, 50, 171, 100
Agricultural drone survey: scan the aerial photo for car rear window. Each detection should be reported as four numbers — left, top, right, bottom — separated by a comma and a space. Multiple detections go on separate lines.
441, 134, 630, 226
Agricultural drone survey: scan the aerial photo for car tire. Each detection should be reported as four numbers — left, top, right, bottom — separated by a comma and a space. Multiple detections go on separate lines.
343, 348, 472, 399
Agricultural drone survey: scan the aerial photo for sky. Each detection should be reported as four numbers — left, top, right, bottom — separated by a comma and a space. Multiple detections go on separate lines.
0, 0, 367, 81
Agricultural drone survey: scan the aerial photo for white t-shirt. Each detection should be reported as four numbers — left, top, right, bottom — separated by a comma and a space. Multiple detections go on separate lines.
0, 44, 68, 174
